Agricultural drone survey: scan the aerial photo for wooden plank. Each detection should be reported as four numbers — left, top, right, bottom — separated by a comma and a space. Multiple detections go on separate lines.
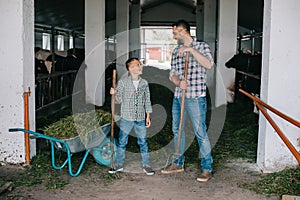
282, 195, 300, 200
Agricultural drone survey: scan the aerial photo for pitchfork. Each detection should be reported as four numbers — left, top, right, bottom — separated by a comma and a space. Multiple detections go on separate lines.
164, 52, 190, 170
110, 69, 117, 168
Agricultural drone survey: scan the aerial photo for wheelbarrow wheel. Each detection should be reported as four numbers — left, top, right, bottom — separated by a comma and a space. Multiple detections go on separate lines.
91, 137, 117, 166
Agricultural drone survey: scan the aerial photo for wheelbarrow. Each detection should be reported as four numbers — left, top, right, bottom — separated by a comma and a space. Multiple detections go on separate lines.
9, 123, 117, 177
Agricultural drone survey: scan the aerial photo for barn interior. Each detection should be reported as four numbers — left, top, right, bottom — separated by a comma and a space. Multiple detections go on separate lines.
1, 1, 300, 193
34, 0, 263, 32
33, 0, 264, 117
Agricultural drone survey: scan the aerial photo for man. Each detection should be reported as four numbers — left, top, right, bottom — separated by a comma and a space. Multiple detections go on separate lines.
161, 19, 214, 182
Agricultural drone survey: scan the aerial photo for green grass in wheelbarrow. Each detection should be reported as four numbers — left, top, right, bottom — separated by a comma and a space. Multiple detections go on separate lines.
43, 109, 112, 140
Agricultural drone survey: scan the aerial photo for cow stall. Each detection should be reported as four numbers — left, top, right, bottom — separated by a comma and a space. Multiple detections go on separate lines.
34, 24, 86, 117
34, 24, 117, 118
226, 31, 262, 104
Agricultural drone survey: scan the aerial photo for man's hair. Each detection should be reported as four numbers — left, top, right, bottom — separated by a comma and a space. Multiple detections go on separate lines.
175, 19, 190, 34
125, 57, 139, 70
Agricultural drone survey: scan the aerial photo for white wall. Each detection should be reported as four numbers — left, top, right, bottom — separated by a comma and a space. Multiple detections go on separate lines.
215, 0, 238, 106
203, 0, 217, 107
85, 0, 105, 106
116, 0, 130, 78
0, 0, 36, 163
257, 0, 300, 172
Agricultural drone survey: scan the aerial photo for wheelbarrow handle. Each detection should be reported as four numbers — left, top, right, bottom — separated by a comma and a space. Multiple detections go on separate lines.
9, 128, 21, 132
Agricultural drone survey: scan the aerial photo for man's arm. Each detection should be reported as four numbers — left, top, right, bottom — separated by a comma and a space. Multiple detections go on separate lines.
189, 47, 213, 69
178, 46, 213, 69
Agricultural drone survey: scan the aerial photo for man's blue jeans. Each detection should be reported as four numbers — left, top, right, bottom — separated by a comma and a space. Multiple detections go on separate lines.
116, 118, 150, 167
172, 96, 213, 172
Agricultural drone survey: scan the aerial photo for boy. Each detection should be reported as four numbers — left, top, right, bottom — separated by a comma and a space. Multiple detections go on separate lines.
108, 58, 154, 175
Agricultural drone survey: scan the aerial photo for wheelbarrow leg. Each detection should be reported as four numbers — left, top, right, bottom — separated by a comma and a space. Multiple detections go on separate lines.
67, 150, 90, 177
50, 141, 69, 170
50, 140, 91, 177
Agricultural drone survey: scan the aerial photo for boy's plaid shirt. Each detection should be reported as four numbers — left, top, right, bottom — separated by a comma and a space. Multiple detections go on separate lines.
116, 75, 152, 121
169, 37, 214, 98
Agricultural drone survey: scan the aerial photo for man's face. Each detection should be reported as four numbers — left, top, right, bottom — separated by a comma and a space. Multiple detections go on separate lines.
176, 26, 186, 43
128, 59, 143, 76
172, 26, 178, 40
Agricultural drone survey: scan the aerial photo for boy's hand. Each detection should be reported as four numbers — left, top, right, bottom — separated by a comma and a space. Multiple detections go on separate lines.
146, 115, 151, 128
110, 88, 116, 95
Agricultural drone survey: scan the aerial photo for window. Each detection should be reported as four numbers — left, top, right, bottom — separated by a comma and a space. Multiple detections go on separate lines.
57, 35, 64, 51
141, 26, 196, 69
42, 33, 51, 50
69, 36, 74, 49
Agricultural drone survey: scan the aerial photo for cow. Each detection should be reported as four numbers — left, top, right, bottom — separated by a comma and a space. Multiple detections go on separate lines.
35, 58, 49, 75
40, 48, 85, 72
226, 52, 262, 105
225, 52, 262, 75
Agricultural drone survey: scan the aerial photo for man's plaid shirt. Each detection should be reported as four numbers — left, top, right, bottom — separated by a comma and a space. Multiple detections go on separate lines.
116, 74, 152, 121
169, 37, 214, 98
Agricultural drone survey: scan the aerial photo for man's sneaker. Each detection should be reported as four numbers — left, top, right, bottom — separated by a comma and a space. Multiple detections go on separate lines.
196, 170, 212, 182
143, 165, 155, 176
108, 165, 124, 174
161, 163, 184, 174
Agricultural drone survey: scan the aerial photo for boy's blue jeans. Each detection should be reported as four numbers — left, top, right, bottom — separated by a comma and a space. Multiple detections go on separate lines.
116, 118, 150, 167
172, 96, 213, 172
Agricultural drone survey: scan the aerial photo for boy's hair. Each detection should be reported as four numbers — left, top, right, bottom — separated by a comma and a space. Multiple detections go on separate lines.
175, 19, 190, 34
125, 57, 139, 70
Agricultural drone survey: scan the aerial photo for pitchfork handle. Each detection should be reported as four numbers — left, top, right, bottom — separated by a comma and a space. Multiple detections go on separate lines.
110, 69, 117, 158
175, 52, 189, 156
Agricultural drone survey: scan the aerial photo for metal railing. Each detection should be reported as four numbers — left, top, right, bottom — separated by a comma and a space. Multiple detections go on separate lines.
35, 70, 80, 111
239, 89, 300, 164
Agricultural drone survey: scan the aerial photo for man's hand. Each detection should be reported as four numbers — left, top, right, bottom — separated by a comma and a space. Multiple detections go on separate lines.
178, 46, 192, 57
179, 80, 188, 90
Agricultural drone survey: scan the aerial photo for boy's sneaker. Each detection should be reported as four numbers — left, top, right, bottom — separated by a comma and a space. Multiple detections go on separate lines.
161, 163, 184, 174
143, 165, 155, 175
108, 165, 124, 174
196, 170, 212, 182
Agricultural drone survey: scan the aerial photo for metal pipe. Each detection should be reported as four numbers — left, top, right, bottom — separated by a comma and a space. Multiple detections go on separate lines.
251, 30, 255, 55
239, 89, 300, 164
51, 26, 56, 73
72, 31, 76, 51
24, 88, 31, 165
255, 102, 300, 164
239, 89, 300, 128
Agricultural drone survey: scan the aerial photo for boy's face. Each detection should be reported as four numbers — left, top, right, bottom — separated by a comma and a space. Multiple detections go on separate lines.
128, 59, 143, 76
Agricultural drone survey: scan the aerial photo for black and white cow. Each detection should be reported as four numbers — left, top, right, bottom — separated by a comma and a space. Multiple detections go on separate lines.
35, 48, 85, 75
